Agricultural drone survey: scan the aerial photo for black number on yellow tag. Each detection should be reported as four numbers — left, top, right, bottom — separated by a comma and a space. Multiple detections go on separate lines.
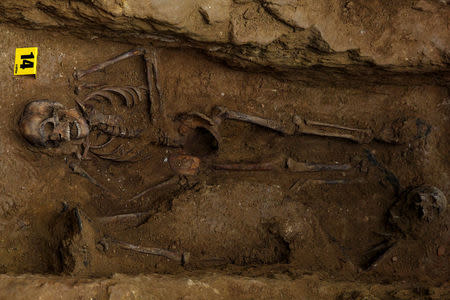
14, 47, 38, 76
20, 52, 35, 69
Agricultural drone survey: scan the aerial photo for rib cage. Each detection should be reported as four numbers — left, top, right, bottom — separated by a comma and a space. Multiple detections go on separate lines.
79, 86, 147, 138
84, 86, 146, 108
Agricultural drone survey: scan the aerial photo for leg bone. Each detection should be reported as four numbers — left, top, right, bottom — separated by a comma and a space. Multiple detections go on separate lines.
293, 116, 373, 143
95, 212, 151, 224
289, 178, 363, 192
212, 106, 372, 144
127, 176, 179, 203
108, 238, 189, 265
211, 157, 351, 172
364, 240, 397, 271
286, 158, 351, 172
145, 49, 173, 140
68, 162, 116, 198
213, 106, 295, 135
211, 157, 284, 171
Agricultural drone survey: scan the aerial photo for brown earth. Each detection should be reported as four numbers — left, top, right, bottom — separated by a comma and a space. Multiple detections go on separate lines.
0, 0, 449, 299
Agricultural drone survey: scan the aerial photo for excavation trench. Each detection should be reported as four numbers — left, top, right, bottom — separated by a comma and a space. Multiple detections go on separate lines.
0, 1, 449, 298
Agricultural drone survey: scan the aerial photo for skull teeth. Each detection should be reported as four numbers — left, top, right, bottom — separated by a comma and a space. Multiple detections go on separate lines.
66, 126, 71, 141
67, 121, 81, 140
74, 121, 81, 138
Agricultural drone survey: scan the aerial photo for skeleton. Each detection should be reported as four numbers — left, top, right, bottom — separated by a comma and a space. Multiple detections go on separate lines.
19, 48, 416, 163
18, 48, 430, 265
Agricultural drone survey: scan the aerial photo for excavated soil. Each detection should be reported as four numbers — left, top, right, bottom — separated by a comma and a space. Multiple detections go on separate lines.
0, 12, 448, 299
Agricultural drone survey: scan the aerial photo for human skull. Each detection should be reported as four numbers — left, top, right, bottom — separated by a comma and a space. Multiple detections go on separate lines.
406, 185, 447, 222
19, 100, 90, 147
389, 185, 447, 237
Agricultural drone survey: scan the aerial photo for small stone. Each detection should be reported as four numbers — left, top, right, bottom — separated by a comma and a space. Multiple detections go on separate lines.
392, 256, 398, 262
437, 245, 445, 256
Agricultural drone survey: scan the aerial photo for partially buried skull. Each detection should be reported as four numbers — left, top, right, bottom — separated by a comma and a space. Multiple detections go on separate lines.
390, 185, 447, 237
407, 185, 447, 222
19, 100, 90, 147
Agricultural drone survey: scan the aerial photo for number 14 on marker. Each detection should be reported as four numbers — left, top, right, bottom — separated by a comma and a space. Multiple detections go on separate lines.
14, 47, 38, 76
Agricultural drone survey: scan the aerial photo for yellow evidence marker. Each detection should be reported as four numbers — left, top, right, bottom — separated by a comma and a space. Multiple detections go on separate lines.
14, 47, 38, 76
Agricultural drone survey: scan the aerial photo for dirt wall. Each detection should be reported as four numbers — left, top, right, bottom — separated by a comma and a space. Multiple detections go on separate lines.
0, 0, 448, 81
0, 273, 449, 300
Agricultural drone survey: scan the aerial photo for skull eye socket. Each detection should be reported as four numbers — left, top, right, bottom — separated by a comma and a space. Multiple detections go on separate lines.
413, 194, 423, 203
41, 121, 55, 140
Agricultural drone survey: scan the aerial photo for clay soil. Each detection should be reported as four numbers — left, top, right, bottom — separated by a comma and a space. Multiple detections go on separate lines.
0, 23, 448, 297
